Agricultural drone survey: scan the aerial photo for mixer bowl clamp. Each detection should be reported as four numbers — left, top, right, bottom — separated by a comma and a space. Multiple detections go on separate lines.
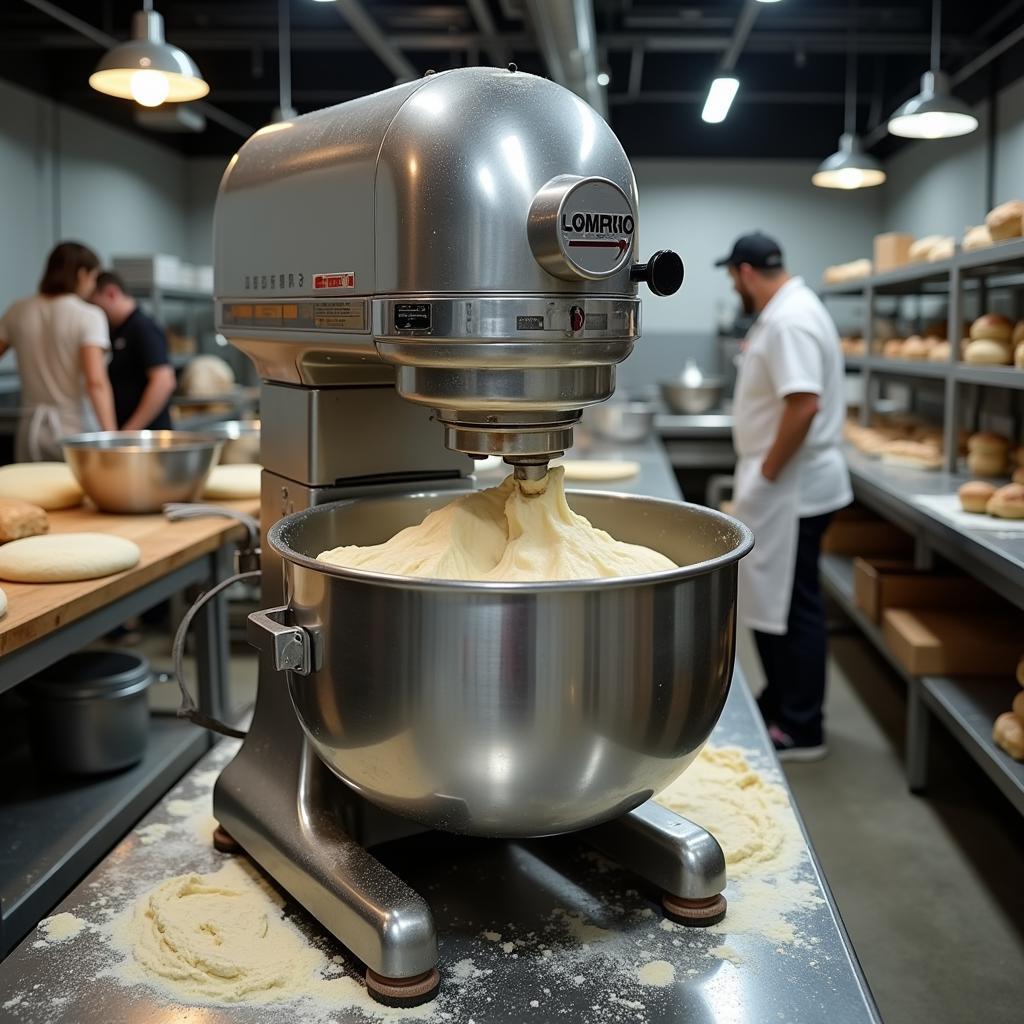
248, 606, 314, 675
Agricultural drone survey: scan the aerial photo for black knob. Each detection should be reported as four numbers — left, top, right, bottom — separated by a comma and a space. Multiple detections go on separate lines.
630, 250, 684, 296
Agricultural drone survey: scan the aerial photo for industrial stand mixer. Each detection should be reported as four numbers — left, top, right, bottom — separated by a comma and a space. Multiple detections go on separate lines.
212, 66, 752, 1007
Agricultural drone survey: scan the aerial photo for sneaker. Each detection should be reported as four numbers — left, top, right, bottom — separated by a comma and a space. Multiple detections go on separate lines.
768, 724, 828, 762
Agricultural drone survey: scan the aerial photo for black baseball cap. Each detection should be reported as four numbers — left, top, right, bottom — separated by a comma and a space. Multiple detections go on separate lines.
714, 232, 784, 270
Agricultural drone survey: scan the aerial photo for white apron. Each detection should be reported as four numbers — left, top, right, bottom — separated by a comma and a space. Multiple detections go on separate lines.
16, 404, 64, 463
731, 453, 801, 635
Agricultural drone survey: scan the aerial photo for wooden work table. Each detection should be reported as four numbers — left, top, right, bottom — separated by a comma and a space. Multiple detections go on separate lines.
0, 498, 259, 956
0, 499, 258, 661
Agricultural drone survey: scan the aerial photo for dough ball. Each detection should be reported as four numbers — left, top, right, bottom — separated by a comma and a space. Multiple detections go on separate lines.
180, 355, 235, 397
0, 533, 140, 582
0, 463, 82, 511
1012, 690, 1024, 721
0, 498, 49, 542
557, 460, 641, 482
0, 586, 6, 618
202, 464, 261, 500
993, 712, 1024, 760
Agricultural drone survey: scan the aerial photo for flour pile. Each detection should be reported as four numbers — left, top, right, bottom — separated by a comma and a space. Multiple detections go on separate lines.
316, 467, 675, 581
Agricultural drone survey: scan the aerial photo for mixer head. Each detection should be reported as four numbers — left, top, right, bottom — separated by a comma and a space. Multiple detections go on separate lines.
214, 67, 683, 475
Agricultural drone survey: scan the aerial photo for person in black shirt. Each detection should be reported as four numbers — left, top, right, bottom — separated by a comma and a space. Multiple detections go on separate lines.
90, 271, 176, 430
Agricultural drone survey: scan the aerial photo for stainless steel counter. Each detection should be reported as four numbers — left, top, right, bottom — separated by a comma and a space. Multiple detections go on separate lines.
0, 437, 880, 1024
655, 413, 735, 440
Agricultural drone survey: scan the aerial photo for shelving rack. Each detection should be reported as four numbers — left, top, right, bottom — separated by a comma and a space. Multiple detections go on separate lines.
822, 239, 1024, 472
819, 244, 1024, 812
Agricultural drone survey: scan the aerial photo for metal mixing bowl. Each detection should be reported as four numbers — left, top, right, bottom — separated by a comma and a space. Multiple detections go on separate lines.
203, 419, 261, 464
62, 431, 223, 513
584, 401, 656, 443
660, 379, 724, 415
258, 490, 753, 838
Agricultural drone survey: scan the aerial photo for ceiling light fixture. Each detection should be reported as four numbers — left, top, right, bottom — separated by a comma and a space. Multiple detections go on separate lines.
89, 1, 208, 107
702, 77, 739, 124
597, 71, 610, 87
887, 0, 977, 139
813, 19, 885, 190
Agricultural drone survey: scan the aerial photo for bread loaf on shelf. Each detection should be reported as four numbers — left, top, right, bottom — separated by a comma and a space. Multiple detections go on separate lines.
928, 340, 952, 362
909, 235, 943, 262
957, 481, 996, 514
985, 199, 1024, 241
964, 339, 1013, 365
926, 236, 956, 262
963, 224, 993, 251
993, 712, 1024, 760
970, 313, 1013, 342
986, 482, 1024, 519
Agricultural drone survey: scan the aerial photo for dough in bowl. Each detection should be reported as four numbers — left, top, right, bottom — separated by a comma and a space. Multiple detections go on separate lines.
0, 463, 82, 510
0, 533, 140, 582
558, 460, 641, 482
202, 464, 261, 500
318, 467, 674, 581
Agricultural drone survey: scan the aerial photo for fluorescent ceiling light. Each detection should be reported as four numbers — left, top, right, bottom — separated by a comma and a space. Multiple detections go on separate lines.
812, 133, 886, 189
90, 8, 208, 105
597, 71, 610, 87
888, 71, 978, 138
702, 77, 739, 124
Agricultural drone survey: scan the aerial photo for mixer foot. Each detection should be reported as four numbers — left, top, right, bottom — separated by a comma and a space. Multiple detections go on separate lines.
662, 892, 727, 927
212, 823, 240, 853
365, 968, 441, 1007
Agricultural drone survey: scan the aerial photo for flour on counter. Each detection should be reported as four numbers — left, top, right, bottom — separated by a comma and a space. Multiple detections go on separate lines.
636, 960, 675, 987
38, 913, 86, 942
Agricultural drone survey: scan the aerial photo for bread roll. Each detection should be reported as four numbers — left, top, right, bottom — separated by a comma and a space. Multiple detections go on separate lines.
993, 712, 1024, 760
926, 236, 956, 262
967, 454, 1008, 477
1013, 690, 1024, 721
1018, 656, 1024, 688
958, 481, 996, 513
0, 498, 49, 543
880, 440, 943, 470
902, 337, 930, 360
964, 339, 1012, 365
967, 432, 1010, 456
928, 340, 952, 362
970, 313, 1013, 342
180, 355, 236, 398
882, 338, 905, 359
1016, 341, 1024, 369
985, 200, 1024, 241
1013, 321, 1024, 346
963, 224, 993, 251
909, 235, 944, 262
987, 483, 1024, 519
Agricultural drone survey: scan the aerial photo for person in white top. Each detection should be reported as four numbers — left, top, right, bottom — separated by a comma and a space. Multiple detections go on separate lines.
716, 232, 852, 761
0, 241, 117, 461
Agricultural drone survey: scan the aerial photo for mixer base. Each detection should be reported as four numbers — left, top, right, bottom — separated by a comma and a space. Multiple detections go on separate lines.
581, 798, 728, 926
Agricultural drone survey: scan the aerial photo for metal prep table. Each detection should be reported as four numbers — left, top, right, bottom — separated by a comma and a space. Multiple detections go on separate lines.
0, 500, 257, 957
0, 439, 880, 1023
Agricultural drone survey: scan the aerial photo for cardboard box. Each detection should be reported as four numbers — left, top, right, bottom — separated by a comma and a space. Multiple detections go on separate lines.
882, 608, 1023, 676
852, 558, 1002, 624
873, 232, 914, 273
822, 519, 913, 557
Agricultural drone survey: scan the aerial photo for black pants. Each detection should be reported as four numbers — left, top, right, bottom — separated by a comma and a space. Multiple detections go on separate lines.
753, 511, 833, 746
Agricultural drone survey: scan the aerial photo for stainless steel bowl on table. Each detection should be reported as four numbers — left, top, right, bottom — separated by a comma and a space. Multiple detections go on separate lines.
62, 431, 223, 514
660, 379, 724, 415
202, 419, 261, 464
584, 401, 657, 443
252, 489, 753, 838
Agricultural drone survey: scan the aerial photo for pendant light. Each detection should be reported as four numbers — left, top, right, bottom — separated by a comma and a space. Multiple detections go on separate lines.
887, 0, 977, 139
89, 1, 209, 107
813, 19, 885, 190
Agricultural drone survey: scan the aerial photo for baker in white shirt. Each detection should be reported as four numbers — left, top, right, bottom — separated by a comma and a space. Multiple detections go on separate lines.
715, 232, 852, 761
0, 241, 116, 461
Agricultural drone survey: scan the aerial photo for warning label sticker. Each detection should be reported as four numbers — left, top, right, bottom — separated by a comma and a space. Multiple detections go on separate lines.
313, 271, 355, 290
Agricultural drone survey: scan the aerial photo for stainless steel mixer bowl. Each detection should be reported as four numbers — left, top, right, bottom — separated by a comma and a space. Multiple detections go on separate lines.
261, 489, 753, 838
62, 431, 223, 513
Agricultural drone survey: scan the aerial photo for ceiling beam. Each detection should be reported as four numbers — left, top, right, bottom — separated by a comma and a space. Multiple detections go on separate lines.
465, 0, 510, 67
719, 0, 761, 73
2, 29, 978, 57
332, 0, 417, 81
